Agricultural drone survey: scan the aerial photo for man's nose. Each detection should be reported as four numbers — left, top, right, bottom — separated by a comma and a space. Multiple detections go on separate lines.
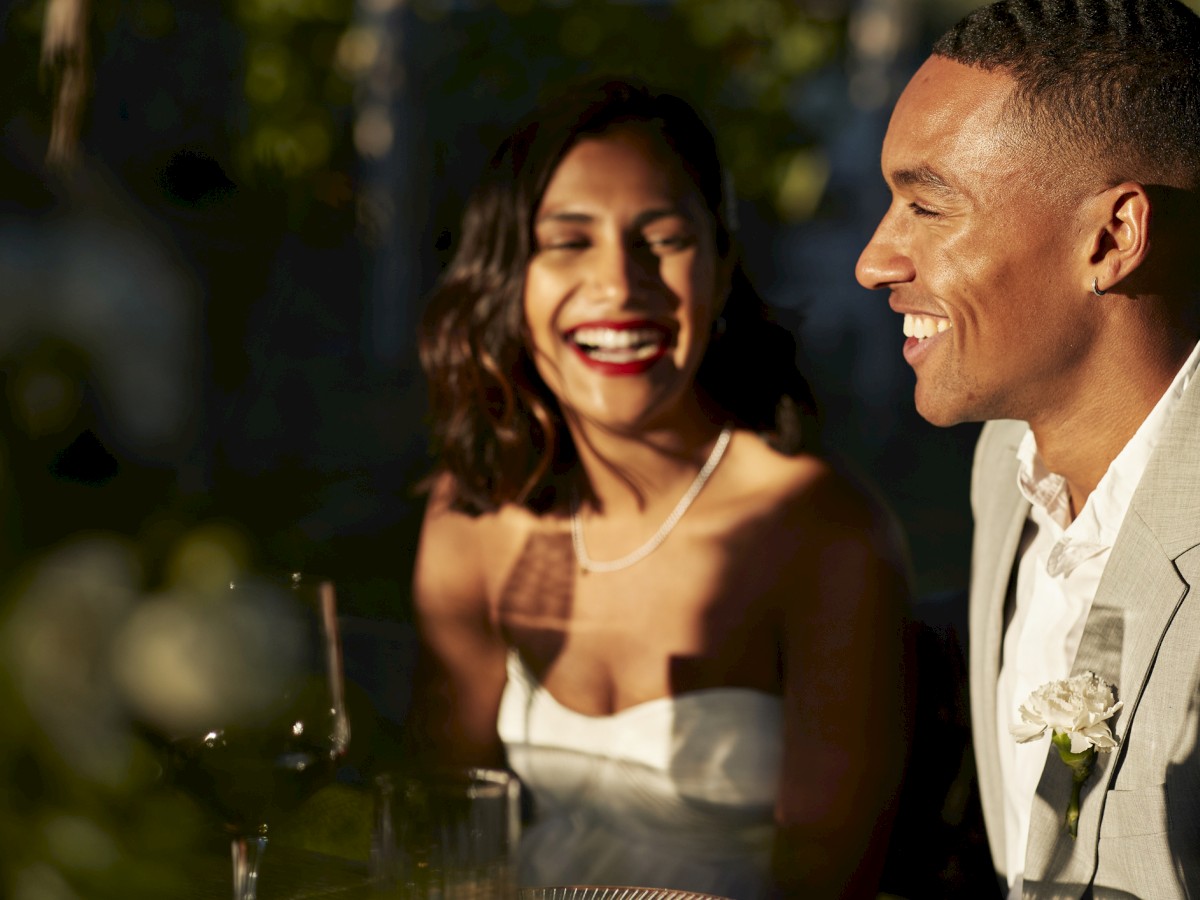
855, 215, 914, 291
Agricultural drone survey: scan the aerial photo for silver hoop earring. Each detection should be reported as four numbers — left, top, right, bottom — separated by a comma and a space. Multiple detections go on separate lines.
1092, 277, 1107, 297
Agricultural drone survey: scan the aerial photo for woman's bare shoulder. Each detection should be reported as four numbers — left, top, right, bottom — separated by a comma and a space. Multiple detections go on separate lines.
414, 473, 540, 615
721, 431, 908, 576
726, 435, 911, 624
725, 432, 885, 526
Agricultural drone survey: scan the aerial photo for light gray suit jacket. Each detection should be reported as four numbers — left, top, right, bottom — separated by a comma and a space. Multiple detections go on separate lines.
969, 372, 1200, 899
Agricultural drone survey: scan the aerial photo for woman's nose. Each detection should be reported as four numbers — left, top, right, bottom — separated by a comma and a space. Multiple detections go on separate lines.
588, 242, 644, 301
855, 216, 914, 291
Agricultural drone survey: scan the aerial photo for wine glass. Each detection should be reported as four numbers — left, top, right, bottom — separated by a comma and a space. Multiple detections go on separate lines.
164, 572, 351, 900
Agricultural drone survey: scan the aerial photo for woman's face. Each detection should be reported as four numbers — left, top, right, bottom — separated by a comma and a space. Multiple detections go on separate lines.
523, 125, 725, 435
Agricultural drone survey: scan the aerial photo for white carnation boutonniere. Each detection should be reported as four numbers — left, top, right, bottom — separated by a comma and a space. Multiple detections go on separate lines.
1010, 671, 1122, 838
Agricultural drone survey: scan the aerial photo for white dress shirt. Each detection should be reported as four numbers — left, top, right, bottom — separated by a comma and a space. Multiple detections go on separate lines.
996, 340, 1200, 899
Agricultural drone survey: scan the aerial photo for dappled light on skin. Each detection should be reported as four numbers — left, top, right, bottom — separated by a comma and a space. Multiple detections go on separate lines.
498, 531, 576, 675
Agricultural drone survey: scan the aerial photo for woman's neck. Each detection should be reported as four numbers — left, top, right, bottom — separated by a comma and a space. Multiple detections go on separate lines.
569, 414, 728, 517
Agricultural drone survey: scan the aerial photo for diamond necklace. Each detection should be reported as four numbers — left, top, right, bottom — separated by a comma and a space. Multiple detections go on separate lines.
569, 425, 734, 574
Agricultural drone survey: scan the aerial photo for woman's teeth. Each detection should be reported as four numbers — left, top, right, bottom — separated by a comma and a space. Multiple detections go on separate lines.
903, 313, 951, 340
570, 326, 666, 361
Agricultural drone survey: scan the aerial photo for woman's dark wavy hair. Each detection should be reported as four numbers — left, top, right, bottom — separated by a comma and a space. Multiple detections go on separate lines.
418, 78, 819, 515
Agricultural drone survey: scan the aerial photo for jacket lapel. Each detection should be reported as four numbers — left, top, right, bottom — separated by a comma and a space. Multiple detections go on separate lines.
1021, 368, 1200, 897
970, 418, 1032, 877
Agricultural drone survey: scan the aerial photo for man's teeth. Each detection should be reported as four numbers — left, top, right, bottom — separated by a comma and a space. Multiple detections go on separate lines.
903, 313, 951, 340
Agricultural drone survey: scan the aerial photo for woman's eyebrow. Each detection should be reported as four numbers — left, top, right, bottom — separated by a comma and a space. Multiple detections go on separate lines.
534, 205, 693, 227
534, 209, 594, 225
632, 207, 694, 228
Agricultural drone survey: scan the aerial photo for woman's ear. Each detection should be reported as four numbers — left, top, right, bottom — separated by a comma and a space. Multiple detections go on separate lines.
1086, 181, 1151, 294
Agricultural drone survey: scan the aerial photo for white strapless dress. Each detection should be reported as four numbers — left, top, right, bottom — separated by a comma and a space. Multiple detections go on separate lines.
497, 651, 783, 900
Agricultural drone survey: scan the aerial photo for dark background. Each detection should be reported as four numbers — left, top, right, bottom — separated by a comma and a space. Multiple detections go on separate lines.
2, 0, 983, 613
0, 0, 1010, 895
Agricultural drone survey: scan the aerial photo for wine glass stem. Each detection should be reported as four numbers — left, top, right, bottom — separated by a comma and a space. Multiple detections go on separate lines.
231, 834, 268, 900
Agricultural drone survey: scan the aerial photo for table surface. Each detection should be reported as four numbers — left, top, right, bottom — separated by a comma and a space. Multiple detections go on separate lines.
184, 844, 374, 899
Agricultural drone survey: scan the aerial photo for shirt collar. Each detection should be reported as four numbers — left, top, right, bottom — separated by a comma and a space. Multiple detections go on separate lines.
1016, 339, 1200, 568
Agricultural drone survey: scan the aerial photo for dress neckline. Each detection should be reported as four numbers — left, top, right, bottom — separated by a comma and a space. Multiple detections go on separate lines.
507, 650, 782, 721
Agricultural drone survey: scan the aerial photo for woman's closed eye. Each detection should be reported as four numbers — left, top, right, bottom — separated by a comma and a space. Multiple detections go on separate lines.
640, 231, 696, 254
536, 232, 591, 252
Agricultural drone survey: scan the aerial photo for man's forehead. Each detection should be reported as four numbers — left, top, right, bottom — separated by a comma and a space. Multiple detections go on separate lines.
881, 56, 1023, 187
892, 56, 1015, 136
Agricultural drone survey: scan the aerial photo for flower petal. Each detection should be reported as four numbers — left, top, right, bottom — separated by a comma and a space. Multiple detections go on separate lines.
1068, 731, 1095, 754
1011, 721, 1047, 743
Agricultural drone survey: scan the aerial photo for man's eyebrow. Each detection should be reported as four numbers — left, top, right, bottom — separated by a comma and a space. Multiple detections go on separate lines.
890, 165, 959, 197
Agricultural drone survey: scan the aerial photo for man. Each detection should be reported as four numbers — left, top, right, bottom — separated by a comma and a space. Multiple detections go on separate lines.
856, 0, 1200, 897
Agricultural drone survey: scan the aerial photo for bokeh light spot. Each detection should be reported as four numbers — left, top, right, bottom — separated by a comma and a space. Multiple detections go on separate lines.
164, 523, 248, 592
335, 26, 381, 77
354, 106, 394, 159
245, 43, 291, 105
776, 149, 830, 222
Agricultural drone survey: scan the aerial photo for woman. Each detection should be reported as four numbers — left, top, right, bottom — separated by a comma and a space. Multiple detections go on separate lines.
408, 79, 911, 899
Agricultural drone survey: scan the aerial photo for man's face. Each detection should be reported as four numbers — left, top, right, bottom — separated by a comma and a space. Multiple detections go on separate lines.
855, 56, 1099, 427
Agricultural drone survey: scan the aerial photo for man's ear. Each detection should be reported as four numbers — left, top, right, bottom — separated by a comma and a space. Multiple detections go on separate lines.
1086, 182, 1151, 294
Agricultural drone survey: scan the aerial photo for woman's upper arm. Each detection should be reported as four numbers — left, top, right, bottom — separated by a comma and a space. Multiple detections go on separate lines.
407, 479, 510, 767
772, 466, 913, 897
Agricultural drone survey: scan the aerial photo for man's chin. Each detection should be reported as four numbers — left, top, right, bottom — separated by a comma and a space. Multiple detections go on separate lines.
913, 391, 973, 429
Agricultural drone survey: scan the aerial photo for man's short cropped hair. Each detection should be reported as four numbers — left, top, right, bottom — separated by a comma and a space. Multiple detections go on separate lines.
933, 0, 1200, 190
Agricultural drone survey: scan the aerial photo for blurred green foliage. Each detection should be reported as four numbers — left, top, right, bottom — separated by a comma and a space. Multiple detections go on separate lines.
4, 2, 850, 894
0, 1, 838, 896
115, 0, 851, 224
402, 0, 847, 222
0, 538, 212, 899
230, 0, 356, 182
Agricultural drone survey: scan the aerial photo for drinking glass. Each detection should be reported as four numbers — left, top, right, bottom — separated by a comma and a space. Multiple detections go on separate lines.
164, 573, 351, 900
371, 767, 521, 899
